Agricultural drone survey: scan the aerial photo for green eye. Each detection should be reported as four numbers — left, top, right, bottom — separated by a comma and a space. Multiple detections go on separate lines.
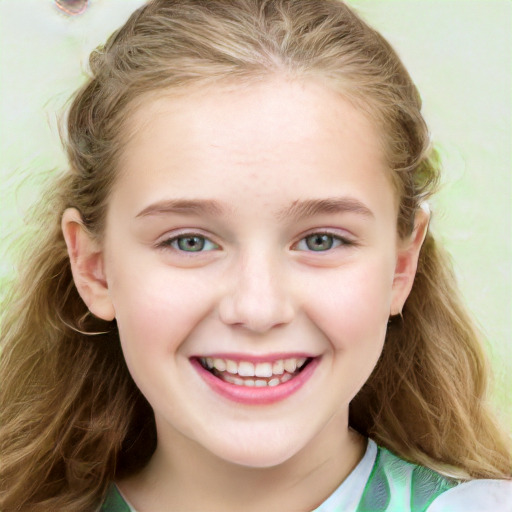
306, 234, 335, 251
295, 233, 346, 252
177, 236, 205, 252
162, 235, 219, 252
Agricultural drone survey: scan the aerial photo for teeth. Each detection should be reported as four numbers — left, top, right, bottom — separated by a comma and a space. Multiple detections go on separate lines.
226, 360, 238, 374
200, 356, 309, 380
213, 358, 226, 371
238, 361, 255, 377
219, 372, 297, 387
284, 358, 297, 373
222, 374, 245, 386
255, 362, 273, 378
272, 360, 284, 375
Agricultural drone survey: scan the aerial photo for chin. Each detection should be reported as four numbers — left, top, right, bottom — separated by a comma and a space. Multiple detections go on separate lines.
206, 432, 305, 469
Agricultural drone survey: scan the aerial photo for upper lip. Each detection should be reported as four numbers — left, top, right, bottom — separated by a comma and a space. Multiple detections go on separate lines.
191, 352, 317, 363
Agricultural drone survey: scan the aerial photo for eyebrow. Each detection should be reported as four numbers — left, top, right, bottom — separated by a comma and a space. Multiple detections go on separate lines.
135, 196, 374, 220
277, 197, 374, 221
135, 199, 226, 218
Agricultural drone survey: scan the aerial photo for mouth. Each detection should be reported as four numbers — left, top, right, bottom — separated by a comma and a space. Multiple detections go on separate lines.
191, 355, 318, 404
197, 356, 312, 387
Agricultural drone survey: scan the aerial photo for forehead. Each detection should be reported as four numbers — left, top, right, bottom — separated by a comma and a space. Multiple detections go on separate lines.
112, 77, 396, 217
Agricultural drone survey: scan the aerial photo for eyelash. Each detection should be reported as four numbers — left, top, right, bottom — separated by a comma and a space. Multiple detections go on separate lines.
292, 232, 353, 252
156, 233, 219, 253
156, 231, 353, 254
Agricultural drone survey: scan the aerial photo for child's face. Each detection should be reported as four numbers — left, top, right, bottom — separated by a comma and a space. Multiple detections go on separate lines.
98, 78, 410, 467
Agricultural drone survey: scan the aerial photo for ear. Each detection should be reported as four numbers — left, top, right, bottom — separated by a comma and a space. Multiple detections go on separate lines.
390, 204, 430, 316
61, 208, 115, 321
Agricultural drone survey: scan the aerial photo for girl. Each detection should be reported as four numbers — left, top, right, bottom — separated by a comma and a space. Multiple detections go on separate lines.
1, 0, 511, 510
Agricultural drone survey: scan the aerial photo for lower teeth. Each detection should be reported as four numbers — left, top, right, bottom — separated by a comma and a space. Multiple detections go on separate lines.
214, 370, 294, 387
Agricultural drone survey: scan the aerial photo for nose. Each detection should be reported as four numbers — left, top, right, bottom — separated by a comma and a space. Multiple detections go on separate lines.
218, 251, 295, 333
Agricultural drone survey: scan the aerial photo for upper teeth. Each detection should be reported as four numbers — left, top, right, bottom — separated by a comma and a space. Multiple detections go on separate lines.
201, 357, 308, 377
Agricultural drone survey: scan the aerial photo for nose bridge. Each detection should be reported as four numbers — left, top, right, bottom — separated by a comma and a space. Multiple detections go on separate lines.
219, 246, 294, 332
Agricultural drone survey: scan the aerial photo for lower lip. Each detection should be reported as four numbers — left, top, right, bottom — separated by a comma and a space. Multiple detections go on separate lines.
191, 358, 320, 405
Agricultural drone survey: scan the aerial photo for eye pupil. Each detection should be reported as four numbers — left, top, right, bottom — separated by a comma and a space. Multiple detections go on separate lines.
178, 236, 205, 252
306, 234, 333, 251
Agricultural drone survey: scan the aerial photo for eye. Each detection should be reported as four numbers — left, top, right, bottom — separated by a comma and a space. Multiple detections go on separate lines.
159, 234, 219, 252
294, 233, 348, 252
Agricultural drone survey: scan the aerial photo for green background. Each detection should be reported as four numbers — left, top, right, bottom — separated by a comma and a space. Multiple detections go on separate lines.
1, 0, 510, 426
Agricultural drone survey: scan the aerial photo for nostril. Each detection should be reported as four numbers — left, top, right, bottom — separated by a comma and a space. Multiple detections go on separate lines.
217, 265, 295, 333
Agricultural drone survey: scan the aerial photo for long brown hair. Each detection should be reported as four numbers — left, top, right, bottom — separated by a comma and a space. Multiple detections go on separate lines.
1, 0, 510, 510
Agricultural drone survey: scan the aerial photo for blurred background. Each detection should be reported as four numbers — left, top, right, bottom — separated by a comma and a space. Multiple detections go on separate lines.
0, 0, 510, 425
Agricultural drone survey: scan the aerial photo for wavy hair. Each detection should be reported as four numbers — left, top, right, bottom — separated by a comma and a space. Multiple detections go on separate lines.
1, 0, 510, 510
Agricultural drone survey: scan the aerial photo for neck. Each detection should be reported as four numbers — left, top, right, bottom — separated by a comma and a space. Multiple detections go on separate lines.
118, 414, 366, 512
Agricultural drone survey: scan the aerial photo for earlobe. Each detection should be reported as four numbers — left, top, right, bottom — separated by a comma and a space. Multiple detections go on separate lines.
390, 204, 430, 316
61, 208, 115, 321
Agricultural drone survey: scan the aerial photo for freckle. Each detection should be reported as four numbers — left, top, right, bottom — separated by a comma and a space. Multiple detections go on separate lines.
55, 0, 89, 16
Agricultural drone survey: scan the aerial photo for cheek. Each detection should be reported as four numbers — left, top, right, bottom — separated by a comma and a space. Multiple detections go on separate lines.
304, 257, 394, 351
108, 261, 216, 356
302, 258, 394, 400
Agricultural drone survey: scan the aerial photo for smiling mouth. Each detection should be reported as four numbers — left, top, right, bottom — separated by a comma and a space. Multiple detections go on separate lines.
197, 356, 313, 387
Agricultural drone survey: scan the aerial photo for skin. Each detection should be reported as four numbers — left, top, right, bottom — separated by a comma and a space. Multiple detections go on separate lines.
62, 77, 428, 511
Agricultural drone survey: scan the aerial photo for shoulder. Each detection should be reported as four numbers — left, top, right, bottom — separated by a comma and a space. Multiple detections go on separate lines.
426, 478, 512, 512
357, 444, 512, 512
356, 445, 457, 512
